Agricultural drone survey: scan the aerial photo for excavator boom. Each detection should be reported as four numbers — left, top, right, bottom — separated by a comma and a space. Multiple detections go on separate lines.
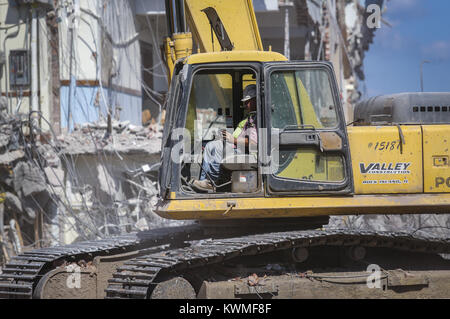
185, 0, 263, 52
164, 0, 264, 81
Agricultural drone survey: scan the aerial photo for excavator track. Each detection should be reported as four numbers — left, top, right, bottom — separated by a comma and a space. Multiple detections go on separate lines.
105, 229, 450, 299
1, 227, 449, 299
0, 225, 203, 299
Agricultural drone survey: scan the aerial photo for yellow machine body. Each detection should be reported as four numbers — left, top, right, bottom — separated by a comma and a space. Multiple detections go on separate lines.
185, 0, 263, 53
165, 0, 263, 83
164, 33, 193, 83
349, 125, 450, 195
184, 50, 287, 64
156, 120, 450, 220
423, 125, 450, 193
156, 193, 450, 220
348, 126, 423, 194
156, 1, 450, 221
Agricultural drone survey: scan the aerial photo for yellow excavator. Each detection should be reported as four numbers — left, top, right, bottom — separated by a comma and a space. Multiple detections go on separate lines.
157, 0, 450, 221
1, 0, 449, 299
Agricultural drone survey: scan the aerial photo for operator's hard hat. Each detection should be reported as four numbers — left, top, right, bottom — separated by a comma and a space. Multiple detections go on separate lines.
241, 84, 257, 102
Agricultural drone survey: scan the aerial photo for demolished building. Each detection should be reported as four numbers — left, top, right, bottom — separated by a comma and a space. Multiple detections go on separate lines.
0, 0, 385, 132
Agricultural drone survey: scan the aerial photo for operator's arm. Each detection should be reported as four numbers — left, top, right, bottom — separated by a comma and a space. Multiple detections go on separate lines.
222, 130, 249, 147
223, 127, 257, 148
222, 116, 257, 147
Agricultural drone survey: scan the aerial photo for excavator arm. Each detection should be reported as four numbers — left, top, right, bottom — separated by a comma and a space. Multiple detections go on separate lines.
164, 0, 264, 82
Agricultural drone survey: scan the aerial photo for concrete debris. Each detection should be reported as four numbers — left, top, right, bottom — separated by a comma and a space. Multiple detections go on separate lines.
0, 97, 7, 111
0, 134, 9, 149
38, 144, 60, 168
327, 214, 450, 238
59, 120, 162, 155
128, 124, 143, 134
0, 166, 14, 188
0, 106, 26, 152
97, 163, 117, 197
247, 273, 267, 287
13, 162, 48, 198
3, 192, 23, 214
0, 119, 13, 149
135, 218, 149, 231
0, 115, 64, 260
22, 192, 51, 221
44, 167, 64, 187
0, 150, 25, 165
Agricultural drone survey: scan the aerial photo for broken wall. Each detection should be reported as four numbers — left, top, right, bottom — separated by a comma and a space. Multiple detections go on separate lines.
58, 0, 143, 131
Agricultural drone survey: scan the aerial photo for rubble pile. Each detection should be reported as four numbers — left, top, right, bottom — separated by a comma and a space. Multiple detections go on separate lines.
0, 106, 176, 271
0, 100, 57, 270
327, 214, 450, 238
58, 120, 163, 155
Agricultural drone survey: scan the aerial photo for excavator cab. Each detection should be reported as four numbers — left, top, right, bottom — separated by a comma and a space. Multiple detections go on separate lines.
159, 56, 353, 204
183, 68, 258, 193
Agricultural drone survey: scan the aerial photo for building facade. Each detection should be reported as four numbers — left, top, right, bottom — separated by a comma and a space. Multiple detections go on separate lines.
0, 0, 142, 134
0, 0, 381, 132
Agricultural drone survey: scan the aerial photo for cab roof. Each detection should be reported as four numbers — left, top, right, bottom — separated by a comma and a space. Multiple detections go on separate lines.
184, 50, 288, 65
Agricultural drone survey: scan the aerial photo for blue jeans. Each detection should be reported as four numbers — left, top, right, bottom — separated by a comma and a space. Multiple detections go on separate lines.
200, 140, 238, 182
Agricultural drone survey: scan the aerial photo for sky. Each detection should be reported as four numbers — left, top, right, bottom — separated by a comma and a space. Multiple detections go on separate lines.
363, 0, 450, 97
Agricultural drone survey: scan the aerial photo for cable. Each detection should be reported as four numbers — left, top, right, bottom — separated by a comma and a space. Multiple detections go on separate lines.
1, 0, 171, 246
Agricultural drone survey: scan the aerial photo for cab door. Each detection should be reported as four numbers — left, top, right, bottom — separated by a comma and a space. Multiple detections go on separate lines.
159, 62, 187, 199
263, 62, 353, 195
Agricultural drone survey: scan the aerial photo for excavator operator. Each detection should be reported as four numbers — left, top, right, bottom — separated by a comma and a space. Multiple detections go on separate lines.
191, 84, 258, 192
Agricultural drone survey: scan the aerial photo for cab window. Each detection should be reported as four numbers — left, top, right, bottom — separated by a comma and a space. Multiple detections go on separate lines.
270, 69, 344, 183
270, 69, 338, 129
181, 68, 259, 194
186, 73, 233, 140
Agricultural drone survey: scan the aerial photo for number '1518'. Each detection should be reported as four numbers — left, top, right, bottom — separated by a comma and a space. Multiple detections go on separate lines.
374, 141, 401, 151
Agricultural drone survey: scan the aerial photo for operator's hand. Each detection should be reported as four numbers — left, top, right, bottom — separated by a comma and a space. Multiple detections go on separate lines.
222, 130, 234, 144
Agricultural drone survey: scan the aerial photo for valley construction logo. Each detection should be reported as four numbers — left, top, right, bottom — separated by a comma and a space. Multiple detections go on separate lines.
360, 162, 412, 175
